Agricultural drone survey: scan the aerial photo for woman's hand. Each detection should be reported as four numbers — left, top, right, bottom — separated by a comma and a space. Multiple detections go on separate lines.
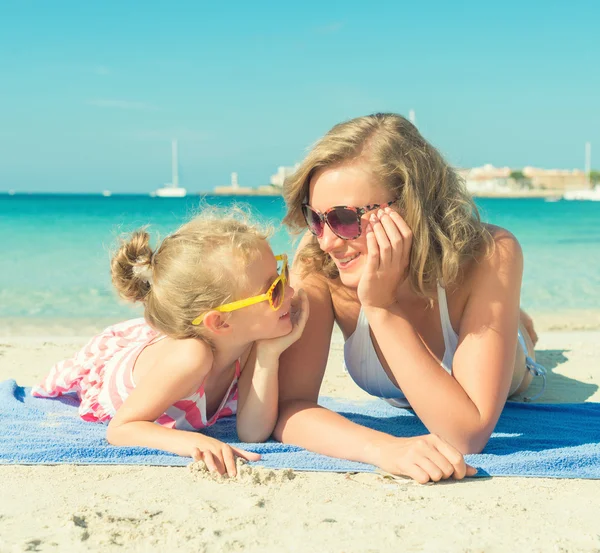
370, 434, 477, 484
255, 288, 310, 359
190, 435, 261, 477
357, 206, 413, 309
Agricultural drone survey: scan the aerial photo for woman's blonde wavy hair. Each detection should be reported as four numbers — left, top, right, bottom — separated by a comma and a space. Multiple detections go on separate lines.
283, 113, 493, 300
110, 207, 271, 344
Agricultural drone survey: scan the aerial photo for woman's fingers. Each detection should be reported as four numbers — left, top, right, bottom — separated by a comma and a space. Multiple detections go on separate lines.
432, 438, 471, 480
465, 465, 478, 477
364, 222, 380, 273
415, 458, 445, 482
386, 209, 412, 262
378, 209, 403, 259
403, 464, 431, 485
370, 213, 392, 267
423, 449, 456, 480
387, 207, 412, 239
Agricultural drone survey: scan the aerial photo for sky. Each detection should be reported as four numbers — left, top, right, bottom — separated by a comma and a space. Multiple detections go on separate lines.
1, 0, 599, 194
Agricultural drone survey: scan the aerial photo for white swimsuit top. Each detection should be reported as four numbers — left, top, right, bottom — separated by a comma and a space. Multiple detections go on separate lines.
343, 283, 459, 408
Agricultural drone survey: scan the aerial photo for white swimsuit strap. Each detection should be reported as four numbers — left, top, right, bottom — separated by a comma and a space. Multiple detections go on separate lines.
436, 282, 455, 355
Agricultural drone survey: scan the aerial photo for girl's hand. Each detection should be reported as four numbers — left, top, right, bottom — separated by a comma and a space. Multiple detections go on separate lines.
256, 288, 310, 359
190, 435, 261, 477
371, 434, 477, 484
357, 207, 413, 309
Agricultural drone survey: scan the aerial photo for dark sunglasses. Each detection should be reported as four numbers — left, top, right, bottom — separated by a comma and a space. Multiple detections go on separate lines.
301, 200, 395, 240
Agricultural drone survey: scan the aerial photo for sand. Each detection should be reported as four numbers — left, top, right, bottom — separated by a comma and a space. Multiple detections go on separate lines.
1, 325, 600, 552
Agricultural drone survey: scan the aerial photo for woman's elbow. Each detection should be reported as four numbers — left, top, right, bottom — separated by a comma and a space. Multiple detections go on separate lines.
456, 428, 493, 455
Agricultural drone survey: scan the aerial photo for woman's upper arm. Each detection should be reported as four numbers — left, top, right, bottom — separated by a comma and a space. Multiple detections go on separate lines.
278, 261, 335, 404
452, 228, 524, 428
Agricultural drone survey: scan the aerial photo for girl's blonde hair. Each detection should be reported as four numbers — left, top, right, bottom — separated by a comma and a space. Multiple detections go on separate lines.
283, 113, 493, 299
111, 209, 270, 342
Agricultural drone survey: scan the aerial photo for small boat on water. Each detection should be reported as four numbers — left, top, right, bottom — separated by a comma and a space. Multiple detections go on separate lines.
154, 140, 187, 198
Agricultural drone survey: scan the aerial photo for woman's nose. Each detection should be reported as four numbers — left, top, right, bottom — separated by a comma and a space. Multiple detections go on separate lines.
318, 223, 344, 253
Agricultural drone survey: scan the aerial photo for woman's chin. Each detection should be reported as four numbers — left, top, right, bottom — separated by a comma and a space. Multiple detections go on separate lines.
337, 266, 362, 289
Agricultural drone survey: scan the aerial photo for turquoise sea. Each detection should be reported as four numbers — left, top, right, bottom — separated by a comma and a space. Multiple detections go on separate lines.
2, 194, 599, 325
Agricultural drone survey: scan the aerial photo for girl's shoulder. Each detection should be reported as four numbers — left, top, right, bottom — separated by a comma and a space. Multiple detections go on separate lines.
161, 337, 213, 370
143, 337, 213, 395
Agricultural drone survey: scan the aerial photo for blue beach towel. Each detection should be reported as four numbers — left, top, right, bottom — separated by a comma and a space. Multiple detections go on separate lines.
1, 379, 599, 478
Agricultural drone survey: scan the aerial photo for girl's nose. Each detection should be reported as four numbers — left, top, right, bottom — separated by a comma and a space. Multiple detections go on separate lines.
286, 283, 295, 299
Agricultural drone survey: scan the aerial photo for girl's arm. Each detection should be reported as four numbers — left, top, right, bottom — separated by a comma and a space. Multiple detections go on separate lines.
106, 340, 259, 476
274, 237, 474, 483
236, 290, 310, 443
363, 210, 523, 454
235, 344, 280, 443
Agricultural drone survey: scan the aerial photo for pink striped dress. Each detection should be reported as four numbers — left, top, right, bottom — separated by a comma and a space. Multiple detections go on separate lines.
31, 318, 239, 430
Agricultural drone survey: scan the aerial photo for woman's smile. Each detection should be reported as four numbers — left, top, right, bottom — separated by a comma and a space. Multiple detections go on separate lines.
333, 252, 361, 270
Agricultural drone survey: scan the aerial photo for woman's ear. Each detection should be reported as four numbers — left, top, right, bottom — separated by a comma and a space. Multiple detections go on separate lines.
201, 311, 232, 335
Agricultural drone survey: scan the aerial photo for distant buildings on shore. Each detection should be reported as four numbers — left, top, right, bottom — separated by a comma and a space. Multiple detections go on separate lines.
458, 164, 593, 197
212, 162, 594, 198
212, 165, 300, 196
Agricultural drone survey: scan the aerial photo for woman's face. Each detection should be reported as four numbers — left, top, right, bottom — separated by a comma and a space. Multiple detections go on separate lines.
308, 161, 394, 289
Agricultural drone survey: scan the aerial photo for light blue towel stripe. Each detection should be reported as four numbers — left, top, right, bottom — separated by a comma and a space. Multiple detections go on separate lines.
1, 380, 600, 478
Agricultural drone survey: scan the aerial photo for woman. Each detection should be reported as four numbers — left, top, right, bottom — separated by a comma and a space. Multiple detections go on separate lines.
274, 113, 542, 484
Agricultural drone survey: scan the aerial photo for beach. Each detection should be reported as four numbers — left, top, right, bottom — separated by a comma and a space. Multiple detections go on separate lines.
1, 195, 599, 551
1, 319, 600, 553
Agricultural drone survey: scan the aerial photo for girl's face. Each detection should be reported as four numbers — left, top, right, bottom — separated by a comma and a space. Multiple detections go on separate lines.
229, 242, 294, 342
308, 161, 394, 289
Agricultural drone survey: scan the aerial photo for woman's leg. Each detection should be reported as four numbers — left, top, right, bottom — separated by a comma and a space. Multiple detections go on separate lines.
508, 319, 535, 398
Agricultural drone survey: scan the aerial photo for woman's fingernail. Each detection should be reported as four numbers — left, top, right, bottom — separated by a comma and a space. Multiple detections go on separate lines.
378, 209, 384, 217
370, 213, 377, 222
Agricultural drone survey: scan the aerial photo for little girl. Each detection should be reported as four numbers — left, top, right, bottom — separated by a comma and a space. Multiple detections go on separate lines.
32, 212, 309, 477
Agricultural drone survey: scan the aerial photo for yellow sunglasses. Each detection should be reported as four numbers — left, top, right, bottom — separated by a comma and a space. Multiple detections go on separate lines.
192, 254, 289, 326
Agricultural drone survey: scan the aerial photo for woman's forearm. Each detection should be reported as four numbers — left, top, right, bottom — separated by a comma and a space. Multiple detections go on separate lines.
364, 305, 491, 452
274, 399, 402, 465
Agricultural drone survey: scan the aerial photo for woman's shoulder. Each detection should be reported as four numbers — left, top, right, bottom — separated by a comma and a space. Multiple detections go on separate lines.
463, 224, 523, 287
483, 224, 523, 263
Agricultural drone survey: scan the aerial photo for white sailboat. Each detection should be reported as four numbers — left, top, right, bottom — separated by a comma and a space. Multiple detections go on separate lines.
154, 140, 187, 198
